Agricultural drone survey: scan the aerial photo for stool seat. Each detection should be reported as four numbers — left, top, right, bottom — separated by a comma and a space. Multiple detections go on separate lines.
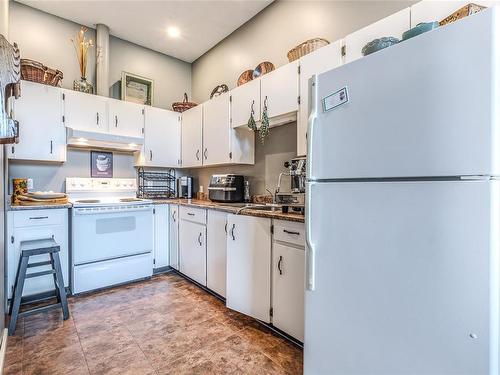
8, 237, 69, 335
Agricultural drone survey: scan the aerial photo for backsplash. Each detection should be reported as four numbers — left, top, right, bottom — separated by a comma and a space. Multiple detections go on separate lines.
187, 122, 297, 196
8, 148, 137, 193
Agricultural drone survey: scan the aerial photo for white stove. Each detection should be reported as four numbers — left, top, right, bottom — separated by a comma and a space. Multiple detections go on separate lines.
67, 177, 152, 209
66, 178, 154, 294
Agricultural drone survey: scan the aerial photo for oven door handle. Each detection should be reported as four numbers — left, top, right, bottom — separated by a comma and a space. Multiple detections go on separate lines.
73, 205, 153, 215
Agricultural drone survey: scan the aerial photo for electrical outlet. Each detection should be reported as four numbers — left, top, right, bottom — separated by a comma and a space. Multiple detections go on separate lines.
27, 179, 34, 191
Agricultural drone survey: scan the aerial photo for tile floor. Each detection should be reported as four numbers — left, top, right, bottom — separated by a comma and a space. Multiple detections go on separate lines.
3, 272, 303, 375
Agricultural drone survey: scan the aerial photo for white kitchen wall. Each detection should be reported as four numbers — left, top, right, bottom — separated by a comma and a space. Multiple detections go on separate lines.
191, 0, 415, 102
189, 0, 415, 194
8, 149, 136, 193
9, 1, 191, 110
8, 1, 191, 192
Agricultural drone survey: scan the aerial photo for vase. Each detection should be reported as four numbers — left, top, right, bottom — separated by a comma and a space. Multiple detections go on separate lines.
73, 77, 94, 94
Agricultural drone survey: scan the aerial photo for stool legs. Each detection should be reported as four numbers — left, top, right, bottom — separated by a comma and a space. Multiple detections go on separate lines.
9, 255, 29, 335
50, 252, 69, 320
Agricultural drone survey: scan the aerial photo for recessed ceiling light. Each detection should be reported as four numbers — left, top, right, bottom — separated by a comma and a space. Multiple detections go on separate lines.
167, 26, 180, 38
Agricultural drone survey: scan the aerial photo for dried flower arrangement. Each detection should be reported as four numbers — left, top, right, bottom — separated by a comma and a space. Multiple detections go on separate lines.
71, 27, 94, 93
71, 26, 93, 79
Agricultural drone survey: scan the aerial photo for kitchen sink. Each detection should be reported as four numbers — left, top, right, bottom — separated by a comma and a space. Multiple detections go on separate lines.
235, 203, 283, 213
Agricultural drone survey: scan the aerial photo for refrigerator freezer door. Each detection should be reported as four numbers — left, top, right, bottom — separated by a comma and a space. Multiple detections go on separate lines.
305, 180, 499, 374
309, 8, 500, 180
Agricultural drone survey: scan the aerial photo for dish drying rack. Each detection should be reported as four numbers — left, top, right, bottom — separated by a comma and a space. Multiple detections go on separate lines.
137, 168, 176, 199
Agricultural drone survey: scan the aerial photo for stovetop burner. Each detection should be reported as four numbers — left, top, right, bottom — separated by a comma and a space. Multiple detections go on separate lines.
76, 199, 101, 204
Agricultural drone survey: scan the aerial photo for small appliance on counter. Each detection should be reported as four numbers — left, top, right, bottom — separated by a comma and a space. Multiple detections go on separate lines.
177, 176, 193, 199
276, 157, 306, 214
208, 174, 245, 203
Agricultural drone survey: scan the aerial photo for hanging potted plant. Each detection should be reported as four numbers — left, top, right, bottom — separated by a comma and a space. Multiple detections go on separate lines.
71, 26, 94, 94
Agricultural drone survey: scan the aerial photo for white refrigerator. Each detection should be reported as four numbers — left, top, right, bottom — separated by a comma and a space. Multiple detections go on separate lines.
305, 7, 500, 375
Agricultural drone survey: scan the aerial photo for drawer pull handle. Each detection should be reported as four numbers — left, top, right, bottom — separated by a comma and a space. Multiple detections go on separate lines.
187, 212, 195, 216
283, 229, 300, 235
278, 255, 283, 275
29, 216, 49, 220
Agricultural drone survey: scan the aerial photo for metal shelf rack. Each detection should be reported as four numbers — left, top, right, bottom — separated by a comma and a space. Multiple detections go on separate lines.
137, 167, 176, 199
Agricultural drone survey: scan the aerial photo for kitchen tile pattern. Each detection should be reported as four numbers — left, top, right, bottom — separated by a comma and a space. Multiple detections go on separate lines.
3, 272, 303, 375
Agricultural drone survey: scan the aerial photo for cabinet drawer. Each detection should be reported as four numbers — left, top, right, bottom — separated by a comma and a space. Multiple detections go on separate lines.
13, 209, 66, 228
273, 220, 305, 247
179, 206, 206, 225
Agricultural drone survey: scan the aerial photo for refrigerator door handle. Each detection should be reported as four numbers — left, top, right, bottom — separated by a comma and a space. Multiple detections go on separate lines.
306, 183, 315, 291
306, 75, 318, 180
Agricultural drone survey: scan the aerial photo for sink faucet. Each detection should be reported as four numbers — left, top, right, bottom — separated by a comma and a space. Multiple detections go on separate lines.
275, 172, 290, 198
266, 188, 276, 204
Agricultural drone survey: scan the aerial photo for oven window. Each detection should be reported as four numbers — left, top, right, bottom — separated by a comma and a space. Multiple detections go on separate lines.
96, 216, 136, 234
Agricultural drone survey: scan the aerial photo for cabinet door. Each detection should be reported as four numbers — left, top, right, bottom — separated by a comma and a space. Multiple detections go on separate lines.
8, 220, 69, 299
153, 205, 169, 269
181, 105, 203, 167
63, 89, 108, 132
108, 98, 144, 138
10, 80, 66, 162
169, 205, 180, 270
226, 214, 271, 322
260, 61, 299, 121
298, 41, 343, 156
344, 7, 410, 63
203, 93, 231, 166
207, 210, 227, 297
142, 107, 180, 167
272, 242, 305, 341
179, 219, 206, 285
410, 1, 493, 27
231, 79, 261, 129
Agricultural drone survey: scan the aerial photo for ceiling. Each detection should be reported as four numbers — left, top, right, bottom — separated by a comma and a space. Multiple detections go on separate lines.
15, 0, 272, 63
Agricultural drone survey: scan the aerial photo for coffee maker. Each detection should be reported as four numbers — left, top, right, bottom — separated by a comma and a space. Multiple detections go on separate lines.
276, 157, 306, 213
177, 176, 193, 199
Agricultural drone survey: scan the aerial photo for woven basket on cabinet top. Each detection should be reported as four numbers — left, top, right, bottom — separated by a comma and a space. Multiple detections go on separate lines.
20, 59, 63, 86
287, 38, 330, 62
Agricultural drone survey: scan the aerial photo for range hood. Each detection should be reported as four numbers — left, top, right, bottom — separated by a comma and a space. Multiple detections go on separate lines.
66, 127, 143, 152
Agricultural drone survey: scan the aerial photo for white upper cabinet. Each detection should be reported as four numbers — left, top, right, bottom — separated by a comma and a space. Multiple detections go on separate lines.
108, 98, 144, 138
63, 89, 108, 132
230, 79, 261, 129
344, 7, 411, 63
181, 105, 203, 168
138, 107, 180, 168
202, 93, 231, 166
297, 40, 344, 156
9, 81, 66, 162
260, 61, 299, 126
410, 1, 492, 26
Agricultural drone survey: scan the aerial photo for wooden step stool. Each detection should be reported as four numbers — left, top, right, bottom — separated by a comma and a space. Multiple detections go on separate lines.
8, 238, 69, 335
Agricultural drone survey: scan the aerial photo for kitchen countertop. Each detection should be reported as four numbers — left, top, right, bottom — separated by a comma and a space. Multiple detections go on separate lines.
9, 203, 72, 211
8, 199, 305, 223
152, 198, 305, 223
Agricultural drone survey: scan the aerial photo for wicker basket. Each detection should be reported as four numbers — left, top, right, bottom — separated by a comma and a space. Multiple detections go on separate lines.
172, 93, 197, 113
237, 70, 254, 86
20, 59, 63, 86
287, 38, 330, 62
439, 3, 486, 26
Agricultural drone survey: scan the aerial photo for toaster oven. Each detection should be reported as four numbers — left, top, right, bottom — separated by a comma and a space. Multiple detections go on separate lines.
208, 174, 245, 203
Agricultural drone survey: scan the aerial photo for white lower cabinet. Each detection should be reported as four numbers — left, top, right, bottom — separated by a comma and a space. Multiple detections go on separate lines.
179, 208, 207, 285
7, 209, 69, 299
226, 214, 272, 323
169, 205, 180, 270
153, 205, 169, 270
272, 220, 305, 341
206, 210, 227, 297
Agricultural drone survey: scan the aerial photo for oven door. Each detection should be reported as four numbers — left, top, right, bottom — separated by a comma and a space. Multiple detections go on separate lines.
72, 205, 154, 265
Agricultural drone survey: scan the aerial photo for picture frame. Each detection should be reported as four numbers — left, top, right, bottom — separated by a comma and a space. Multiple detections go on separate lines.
121, 71, 154, 106
90, 150, 113, 178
